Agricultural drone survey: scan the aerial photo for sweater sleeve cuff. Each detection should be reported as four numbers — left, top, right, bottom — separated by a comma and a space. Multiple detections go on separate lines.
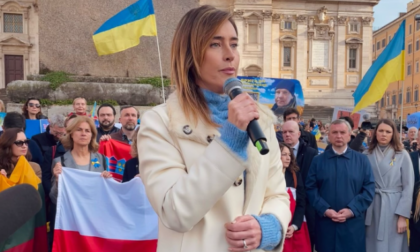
219, 120, 249, 161
252, 214, 282, 251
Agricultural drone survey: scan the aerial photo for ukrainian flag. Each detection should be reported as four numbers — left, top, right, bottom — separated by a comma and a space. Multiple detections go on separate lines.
93, 0, 157, 56
311, 124, 321, 140
90, 101, 97, 118
352, 20, 405, 113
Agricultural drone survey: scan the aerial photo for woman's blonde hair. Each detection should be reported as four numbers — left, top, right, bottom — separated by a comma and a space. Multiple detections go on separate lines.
61, 116, 98, 152
0, 99, 5, 112
130, 127, 140, 158
171, 5, 237, 126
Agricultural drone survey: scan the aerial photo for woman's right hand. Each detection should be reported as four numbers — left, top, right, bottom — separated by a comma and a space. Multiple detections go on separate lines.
228, 93, 259, 131
53, 162, 63, 178
0, 169, 6, 177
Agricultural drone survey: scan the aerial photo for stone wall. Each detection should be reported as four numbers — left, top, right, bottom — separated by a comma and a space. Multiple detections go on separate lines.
38, 0, 199, 77
6, 80, 173, 106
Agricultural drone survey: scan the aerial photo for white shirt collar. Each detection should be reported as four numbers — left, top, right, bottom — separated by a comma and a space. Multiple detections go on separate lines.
332, 146, 348, 155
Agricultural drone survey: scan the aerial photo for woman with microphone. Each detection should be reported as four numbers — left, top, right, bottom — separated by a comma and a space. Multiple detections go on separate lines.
137, 5, 290, 252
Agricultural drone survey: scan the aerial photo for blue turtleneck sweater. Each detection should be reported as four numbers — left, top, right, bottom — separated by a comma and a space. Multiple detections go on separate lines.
203, 89, 282, 250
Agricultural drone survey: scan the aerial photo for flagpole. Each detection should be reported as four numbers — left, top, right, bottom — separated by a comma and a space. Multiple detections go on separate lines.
155, 35, 166, 103
400, 80, 404, 141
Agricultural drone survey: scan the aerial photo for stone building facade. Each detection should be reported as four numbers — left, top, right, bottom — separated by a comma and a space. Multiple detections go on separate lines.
37, 0, 198, 79
375, 0, 420, 121
0, 0, 39, 89
203, 0, 379, 113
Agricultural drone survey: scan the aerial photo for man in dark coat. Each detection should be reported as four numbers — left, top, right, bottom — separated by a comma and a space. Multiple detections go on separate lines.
96, 103, 119, 142
31, 114, 66, 157
282, 108, 318, 150
282, 120, 318, 249
306, 119, 375, 252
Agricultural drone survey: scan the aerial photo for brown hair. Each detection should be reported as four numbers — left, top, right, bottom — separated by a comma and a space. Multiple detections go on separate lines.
22, 98, 44, 119
72, 97, 86, 105
0, 128, 32, 176
279, 142, 299, 173
61, 116, 98, 152
368, 119, 403, 153
171, 5, 237, 127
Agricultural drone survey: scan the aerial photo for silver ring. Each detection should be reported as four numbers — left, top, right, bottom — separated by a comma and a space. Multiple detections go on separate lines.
242, 239, 248, 249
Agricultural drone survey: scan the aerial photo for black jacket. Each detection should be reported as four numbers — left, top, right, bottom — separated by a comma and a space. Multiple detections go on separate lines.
31, 126, 58, 157
40, 142, 66, 197
96, 126, 120, 142
349, 131, 367, 152
409, 151, 420, 233
285, 168, 305, 229
295, 139, 318, 185
122, 157, 139, 183
295, 138, 318, 246
300, 129, 318, 150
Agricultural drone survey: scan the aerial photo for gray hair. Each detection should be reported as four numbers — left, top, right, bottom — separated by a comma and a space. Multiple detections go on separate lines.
49, 114, 66, 128
409, 127, 418, 138
330, 119, 352, 133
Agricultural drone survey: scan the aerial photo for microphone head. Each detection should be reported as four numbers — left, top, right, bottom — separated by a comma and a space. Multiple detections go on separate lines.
0, 184, 42, 242
223, 78, 242, 95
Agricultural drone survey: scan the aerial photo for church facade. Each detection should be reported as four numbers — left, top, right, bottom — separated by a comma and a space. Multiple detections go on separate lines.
202, 0, 379, 114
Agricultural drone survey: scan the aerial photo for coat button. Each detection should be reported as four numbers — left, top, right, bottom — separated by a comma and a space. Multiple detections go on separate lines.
207, 135, 214, 143
233, 178, 243, 186
183, 125, 192, 135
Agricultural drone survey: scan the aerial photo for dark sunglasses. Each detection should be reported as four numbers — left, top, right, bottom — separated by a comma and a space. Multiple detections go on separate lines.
14, 140, 30, 147
28, 103, 41, 108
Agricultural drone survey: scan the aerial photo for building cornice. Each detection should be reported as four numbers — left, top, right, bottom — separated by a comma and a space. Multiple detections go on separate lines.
373, 4, 420, 35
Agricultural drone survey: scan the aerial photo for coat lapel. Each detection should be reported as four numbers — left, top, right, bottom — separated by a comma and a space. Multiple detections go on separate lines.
166, 91, 277, 213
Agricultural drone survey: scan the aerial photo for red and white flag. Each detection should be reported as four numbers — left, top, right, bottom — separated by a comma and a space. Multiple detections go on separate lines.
283, 187, 312, 252
52, 168, 158, 252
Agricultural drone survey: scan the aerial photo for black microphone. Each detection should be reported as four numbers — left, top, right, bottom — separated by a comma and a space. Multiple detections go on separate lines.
0, 184, 42, 242
223, 78, 269, 155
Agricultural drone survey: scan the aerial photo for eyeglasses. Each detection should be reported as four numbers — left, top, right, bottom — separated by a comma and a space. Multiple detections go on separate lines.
28, 103, 41, 108
14, 140, 30, 147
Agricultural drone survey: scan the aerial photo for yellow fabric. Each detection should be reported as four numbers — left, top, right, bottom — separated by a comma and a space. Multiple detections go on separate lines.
352, 51, 404, 113
0, 156, 40, 192
93, 14, 157, 56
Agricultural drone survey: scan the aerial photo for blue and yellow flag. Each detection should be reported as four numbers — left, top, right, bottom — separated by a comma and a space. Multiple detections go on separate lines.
93, 0, 157, 56
352, 20, 405, 113
90, 101, 97, 118
311, 124, 321, 140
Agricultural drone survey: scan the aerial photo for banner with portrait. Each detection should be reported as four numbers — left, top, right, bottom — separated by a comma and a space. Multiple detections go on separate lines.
237, 77, 305, 120
331, 106, 369, 130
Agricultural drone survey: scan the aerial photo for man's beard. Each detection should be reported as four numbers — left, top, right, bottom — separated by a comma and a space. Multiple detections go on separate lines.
123, 123, 136, 131
100, 120, 114, 130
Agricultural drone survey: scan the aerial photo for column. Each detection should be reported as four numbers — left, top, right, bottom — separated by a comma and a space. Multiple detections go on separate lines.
296, 15, 308, 85
335, 16, 347, 91
362, 17, 373, 77
271, 14, 280, 78
262, 10, 272, 77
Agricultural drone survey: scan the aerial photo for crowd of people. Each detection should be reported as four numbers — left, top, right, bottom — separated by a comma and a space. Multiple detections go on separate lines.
1, 4, 420, 252
0, 97, 142, 251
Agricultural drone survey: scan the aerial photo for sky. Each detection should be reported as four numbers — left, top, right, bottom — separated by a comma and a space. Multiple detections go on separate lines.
373, 0, 412, 30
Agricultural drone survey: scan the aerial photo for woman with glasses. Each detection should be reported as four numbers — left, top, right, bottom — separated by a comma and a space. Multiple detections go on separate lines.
22, 98, 47, 120
0, 128, 41, 180
49, 116, 111, 205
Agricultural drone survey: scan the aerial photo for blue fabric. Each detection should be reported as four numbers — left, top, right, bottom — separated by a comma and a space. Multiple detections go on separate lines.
202, 89, 248, 160
253, 214, 282, 250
